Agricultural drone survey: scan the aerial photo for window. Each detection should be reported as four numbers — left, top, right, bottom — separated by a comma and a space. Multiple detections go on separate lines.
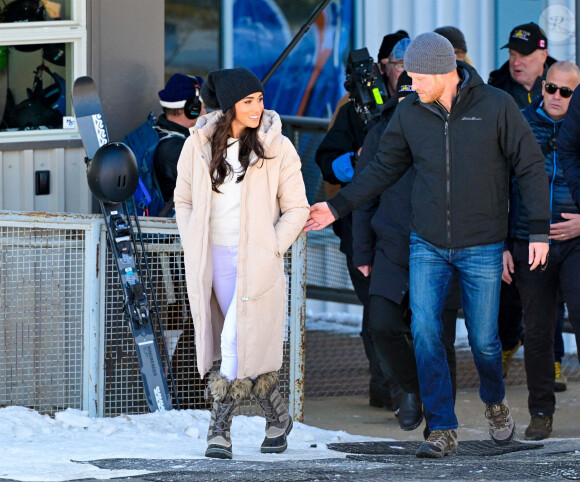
0, 0, 86, 142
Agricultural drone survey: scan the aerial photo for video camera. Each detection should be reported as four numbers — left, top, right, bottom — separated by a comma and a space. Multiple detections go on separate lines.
343, 47, 388, 129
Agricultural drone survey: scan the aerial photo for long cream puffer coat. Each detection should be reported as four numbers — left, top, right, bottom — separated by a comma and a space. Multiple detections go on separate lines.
174, 110, 309, 379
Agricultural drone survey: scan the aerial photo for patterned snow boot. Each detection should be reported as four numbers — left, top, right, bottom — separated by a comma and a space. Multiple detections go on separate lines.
253, 372, 293, 454
205, 372, 253, 459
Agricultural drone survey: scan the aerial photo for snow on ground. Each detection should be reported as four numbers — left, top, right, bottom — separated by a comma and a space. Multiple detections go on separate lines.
0, 307, 575, 481
0, 406, 387, 481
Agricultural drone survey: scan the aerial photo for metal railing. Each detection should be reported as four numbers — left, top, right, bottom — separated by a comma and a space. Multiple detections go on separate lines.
0, 212, 306, 419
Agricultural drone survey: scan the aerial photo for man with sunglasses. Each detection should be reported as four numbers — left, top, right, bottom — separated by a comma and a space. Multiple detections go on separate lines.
503, 61, 580, 441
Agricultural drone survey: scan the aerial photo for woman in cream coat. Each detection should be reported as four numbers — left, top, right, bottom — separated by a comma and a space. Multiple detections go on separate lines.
174, 67, 309, 459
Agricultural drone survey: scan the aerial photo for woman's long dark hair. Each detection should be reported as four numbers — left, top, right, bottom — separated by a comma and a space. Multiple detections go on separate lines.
209, 107, 268, 192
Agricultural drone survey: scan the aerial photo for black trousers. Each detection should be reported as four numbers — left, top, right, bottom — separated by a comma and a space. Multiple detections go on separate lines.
346, 257, 392, 397
368, 293, 457, 399
498, 281, 523, 350
512, 239, 580, 416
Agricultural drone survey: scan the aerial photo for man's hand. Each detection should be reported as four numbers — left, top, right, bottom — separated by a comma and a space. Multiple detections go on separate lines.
303, 202, 336, 232
549, 213, 580, 241
529, 242, 549, 271
357, 265, 372, 277
502, 250, 514, 284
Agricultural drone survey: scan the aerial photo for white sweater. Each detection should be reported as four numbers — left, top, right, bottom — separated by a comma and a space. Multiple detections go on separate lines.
210, 139, 242, 246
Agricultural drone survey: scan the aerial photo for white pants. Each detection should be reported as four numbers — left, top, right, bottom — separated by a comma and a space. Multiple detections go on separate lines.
212, 245, 238, 382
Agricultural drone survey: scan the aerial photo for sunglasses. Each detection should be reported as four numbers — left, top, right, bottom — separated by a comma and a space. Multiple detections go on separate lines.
544, 83, 574, 98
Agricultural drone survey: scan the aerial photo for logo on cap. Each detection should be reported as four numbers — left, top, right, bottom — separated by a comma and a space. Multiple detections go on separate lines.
513, 29, 531, 41
539, 39, 546, 48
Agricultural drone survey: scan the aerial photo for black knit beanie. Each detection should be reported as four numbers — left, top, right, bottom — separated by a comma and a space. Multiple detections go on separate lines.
201, 67, 264, 112
377, 32, 408, 62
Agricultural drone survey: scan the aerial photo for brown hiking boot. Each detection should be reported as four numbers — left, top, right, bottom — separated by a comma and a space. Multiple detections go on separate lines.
253, 372, 293, 454
416, 429, 458, 458
205, 372, 252, 459
525, 414, 553, 441
484, 398, 516, 446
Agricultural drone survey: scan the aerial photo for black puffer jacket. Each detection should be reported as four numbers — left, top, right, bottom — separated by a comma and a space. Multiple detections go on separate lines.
330, 62, 551, 249
558, 84, 580, 208
510, 95, 579, 239
315, 100, 367, 257
488, 57, 556, 109
153, 114, 190, 202
352, 96, 414, 302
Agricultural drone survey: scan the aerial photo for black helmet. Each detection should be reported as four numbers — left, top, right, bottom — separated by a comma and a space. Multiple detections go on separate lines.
87, 142, 139, 204
1, 0, 46, 51
0, 0, 45, 22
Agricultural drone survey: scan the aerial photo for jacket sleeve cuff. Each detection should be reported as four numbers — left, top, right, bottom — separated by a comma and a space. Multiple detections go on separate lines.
328, 193, 353, 220
529, 234, 549, 243
327, 201, 340, 221
529, 219, 550, 236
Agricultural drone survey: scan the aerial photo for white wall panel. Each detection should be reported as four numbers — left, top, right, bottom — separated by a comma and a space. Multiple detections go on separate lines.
0, 147, 91, 214
362, 0, 496, 81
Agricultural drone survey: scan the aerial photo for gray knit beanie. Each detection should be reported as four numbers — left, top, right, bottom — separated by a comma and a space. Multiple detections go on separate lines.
201, 67, 263, 112
404, 32, 457, 75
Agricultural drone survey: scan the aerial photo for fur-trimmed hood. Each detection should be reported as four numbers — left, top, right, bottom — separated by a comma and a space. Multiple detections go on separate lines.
191, 109, 282, 163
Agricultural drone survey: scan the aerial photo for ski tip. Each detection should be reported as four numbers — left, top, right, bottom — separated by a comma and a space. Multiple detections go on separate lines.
73, 75, 95, 89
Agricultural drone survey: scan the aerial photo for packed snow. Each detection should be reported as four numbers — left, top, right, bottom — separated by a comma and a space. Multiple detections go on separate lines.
0, 406, 385, 481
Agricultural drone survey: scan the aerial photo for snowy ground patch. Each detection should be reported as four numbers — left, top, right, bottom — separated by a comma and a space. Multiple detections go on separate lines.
0, 406, 384, 481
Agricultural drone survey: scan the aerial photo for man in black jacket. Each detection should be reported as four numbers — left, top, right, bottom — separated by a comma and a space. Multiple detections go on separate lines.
503, 61, 580, 441
488, 22, 556, 109
305, 32, 551, 458
353, 72, 461, 436
154, 73, 205, 205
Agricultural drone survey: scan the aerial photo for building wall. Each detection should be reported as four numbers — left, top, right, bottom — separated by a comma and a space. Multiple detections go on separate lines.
0, 0, 164, 214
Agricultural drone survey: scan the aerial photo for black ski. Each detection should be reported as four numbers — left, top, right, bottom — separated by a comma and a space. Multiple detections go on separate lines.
72, 76, 173, 412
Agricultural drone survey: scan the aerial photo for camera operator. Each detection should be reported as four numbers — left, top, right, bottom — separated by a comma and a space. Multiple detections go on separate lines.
314, 35, 411, 412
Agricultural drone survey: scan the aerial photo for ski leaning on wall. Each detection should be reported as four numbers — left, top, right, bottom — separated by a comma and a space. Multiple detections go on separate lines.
72, 76, 174, 412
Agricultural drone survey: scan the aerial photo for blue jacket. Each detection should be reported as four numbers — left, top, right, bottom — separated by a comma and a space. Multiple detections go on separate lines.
510, 96, 579, 240
558, 84, 580, 208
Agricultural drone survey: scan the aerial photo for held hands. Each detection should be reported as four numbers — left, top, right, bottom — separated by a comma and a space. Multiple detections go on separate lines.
303, 202, 336, 232
529, 242, 549, 271
549, 213, 580, 241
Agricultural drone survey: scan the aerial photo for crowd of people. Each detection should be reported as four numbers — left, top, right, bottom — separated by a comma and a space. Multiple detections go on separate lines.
126, 20, 579, 461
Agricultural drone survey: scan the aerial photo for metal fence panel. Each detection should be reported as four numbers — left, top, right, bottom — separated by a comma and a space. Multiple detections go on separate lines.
0, 213, 305, 419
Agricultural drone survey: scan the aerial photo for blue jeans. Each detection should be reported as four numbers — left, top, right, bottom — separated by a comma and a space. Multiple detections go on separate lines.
409, 233, 505, 430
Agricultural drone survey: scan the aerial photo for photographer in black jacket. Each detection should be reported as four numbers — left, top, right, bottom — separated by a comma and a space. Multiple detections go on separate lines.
314, 35, 410, 412
306, 32, 550, 458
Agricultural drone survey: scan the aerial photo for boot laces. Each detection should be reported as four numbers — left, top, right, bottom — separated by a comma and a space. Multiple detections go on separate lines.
212, 399, 236, 433
426, 430, 453, 449
486, 402, 509, 428
258, 396, 278, 424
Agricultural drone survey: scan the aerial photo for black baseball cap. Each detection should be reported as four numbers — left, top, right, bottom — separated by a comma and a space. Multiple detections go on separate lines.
501, 22, 547, 55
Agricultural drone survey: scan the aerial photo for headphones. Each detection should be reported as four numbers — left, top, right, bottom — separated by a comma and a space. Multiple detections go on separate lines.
184, 75, 202, 119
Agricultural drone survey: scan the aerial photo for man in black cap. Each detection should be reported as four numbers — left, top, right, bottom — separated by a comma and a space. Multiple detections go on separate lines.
489, 22, 556, 108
